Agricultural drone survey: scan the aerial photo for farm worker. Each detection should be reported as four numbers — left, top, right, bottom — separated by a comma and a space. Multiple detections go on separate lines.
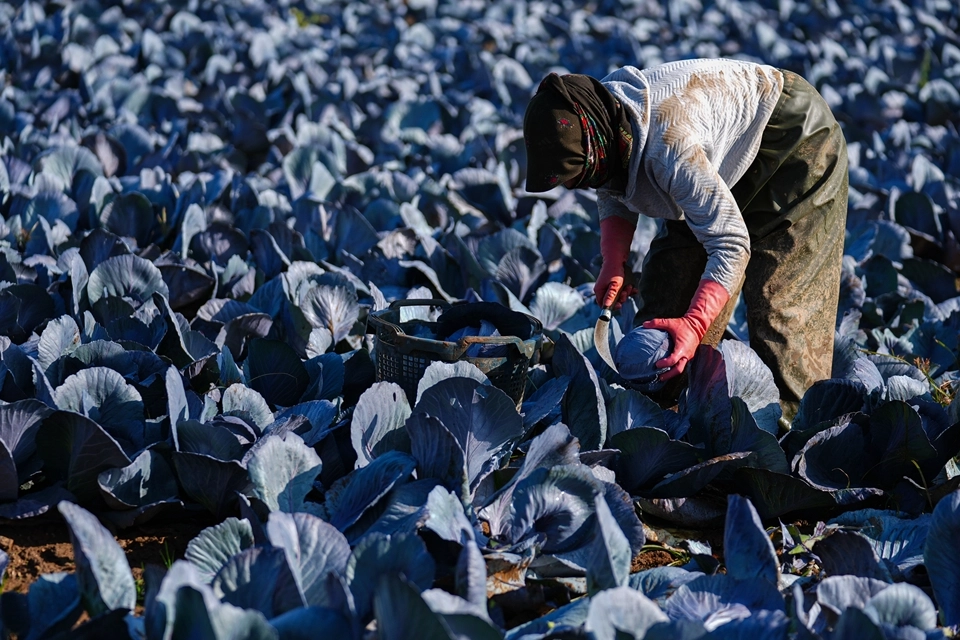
522, 59, 848, 423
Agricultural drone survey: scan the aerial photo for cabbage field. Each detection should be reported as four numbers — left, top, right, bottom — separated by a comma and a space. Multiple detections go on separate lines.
1, 0, 959, 637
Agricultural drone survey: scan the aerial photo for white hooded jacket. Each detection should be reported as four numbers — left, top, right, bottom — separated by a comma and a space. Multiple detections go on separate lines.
598, 59, 784, 295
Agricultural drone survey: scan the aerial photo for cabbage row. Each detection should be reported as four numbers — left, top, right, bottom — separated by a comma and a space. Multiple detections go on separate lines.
0, 0, 959, 637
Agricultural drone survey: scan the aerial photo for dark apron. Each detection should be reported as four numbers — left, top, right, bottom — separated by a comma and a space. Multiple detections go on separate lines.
632, 70, 849, 423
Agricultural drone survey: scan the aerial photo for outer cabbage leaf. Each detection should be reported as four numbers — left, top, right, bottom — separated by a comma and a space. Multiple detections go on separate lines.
37, 411, 131, 504
816, 575, 891, 616
528, 282, 586, 331
611, 427, 701, 493
351, 381, 411, 468
57, 501, 136, 616
170, 451, 248, 519
346, 532, 436, 622
408, 413, 468, 500
507, 463, 601, 554
211, 546, 304, 618
629, 567, 703, 607
479, 422, 581, 538
0, 285, 56, 344
723, 494, 778, 585
830, 510, 930, 580
414, 375, 522, 492
924, 488, 960, 626
663, 574, 784, 630
0, 398, 53, 470
266, 511, 351, 608
718, 340, 782, 434
552, 334, 606, 451
585, 493, 632, 593
373, 574, 455, 640
790, 379, 867, 433
863, 582, 938, 630
606, 387, 668, 439
245, 433, 322, 513
812, 530, 892, 582
97, 447, 179, 510
21, 572, 83, 640
86, 254, 169, 308
244, 338, 310, 408
584, 586, 669, 640
300, 273, 359, 344
321, 450, 416, 535
184, 517, 257, 584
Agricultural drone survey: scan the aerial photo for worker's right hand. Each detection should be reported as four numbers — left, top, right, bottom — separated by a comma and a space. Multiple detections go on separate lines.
595, 216, 638, 309
594, 262, 634, 309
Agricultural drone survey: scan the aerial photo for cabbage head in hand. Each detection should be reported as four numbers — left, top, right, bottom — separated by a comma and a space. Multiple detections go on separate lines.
614, 327, 672, 392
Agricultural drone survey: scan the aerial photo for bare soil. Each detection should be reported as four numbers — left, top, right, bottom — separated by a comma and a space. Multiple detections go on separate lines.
0, 520, 207, 595
3, 522, 683, 595
630, 549, 677, 573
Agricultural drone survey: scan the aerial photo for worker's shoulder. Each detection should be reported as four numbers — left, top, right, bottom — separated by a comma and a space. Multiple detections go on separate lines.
600, 65, 647, 89
604, 58, 778, 91
643, 57, 774, 75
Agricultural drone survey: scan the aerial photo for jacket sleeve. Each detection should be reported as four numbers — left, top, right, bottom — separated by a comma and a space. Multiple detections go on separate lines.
598, 191, 640, 226
652, 145, 751, 296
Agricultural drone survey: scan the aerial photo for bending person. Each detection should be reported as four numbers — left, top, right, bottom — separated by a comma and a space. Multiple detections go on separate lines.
522, 58, 848, 423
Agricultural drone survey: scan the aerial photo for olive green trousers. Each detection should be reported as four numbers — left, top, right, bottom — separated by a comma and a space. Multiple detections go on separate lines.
633, 70, 849, 423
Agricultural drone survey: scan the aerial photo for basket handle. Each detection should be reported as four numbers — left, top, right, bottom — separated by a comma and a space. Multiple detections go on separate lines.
388, 299, 451, 310
365, 299, 451, 337
366, 312, 403, 338
448, 335, 527, 359
368, 299, 540, 360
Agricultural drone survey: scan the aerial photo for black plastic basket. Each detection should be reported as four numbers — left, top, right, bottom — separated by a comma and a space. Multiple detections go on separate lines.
367, 299, 543, 407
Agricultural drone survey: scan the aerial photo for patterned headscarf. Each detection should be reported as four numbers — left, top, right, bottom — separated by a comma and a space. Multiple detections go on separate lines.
523, 73, 633, 192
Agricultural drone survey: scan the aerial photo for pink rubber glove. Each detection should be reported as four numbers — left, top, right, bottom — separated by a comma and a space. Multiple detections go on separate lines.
642, 279, 730, 381
593, 216, 637, 308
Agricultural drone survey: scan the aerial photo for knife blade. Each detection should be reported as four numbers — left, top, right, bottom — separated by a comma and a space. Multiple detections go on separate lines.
594, 297, 619, 373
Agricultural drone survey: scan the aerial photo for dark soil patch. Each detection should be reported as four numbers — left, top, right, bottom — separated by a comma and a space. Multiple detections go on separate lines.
490, 580, 575, 630
0, 527, 74, 595
1, 520, 207, 596
631, 549, 677, 573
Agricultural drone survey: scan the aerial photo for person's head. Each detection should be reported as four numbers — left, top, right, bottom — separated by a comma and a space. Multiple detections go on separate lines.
523, 74, 587, 192
522, 72, 628, 193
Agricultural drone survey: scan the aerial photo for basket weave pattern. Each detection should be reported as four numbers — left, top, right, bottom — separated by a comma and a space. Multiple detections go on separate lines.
368, 300, 542, 407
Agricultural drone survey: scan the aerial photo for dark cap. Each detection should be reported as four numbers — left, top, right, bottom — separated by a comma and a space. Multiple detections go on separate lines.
523, 74, 585, 192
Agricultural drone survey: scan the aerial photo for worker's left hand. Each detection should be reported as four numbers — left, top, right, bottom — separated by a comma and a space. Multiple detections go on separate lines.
642, 316, 702, 380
